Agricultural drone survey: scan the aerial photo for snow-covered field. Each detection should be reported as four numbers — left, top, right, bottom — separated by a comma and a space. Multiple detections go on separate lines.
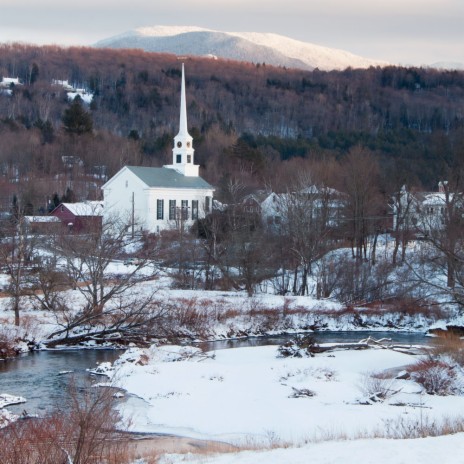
159, 434, 464, 464
90, 342, 464, 463
1, 237, 464, 463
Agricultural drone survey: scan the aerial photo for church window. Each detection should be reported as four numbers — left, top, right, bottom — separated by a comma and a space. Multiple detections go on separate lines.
176, 154, 182, 163
169, 200, 176, 220
192, 200, 198, 220
205, 196, 211, 213
156, 199, 164, 220
187, 155, 191, 163
181, 200, 189, 220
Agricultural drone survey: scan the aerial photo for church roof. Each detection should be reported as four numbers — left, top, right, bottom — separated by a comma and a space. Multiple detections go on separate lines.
126, 166, 213, 190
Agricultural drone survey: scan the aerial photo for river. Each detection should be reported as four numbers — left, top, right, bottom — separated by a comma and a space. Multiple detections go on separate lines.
0, 331, 429, 416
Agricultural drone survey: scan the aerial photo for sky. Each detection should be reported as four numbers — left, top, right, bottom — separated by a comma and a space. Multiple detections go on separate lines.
1, 0, 463, 66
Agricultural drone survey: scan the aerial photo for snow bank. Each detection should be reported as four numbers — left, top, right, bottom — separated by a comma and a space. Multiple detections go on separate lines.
159, 434, 464, 464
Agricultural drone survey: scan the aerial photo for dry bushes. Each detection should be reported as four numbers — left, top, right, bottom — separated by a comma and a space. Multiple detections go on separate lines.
0, 379, 131, 464
358, 371, 398, 403
163, 297, 212, 338
321, 298, 445, 320
382, 415, 464, 439
406, 333, 464, 396
431, 332, 464, 366
408, 359, 458, 395
0, 325, 21, 360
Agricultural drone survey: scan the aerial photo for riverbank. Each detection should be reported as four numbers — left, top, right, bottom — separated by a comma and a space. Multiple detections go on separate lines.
91, 339, 464, 463
1, 278, 457, 359
103, 342, 464, 442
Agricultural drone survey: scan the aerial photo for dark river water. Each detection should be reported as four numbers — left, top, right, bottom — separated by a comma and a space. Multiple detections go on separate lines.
0, 331, 429, 416
0, 349, 122, 415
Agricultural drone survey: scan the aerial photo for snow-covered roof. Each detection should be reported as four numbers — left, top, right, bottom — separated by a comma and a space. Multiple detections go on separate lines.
67, 91, 93, 104
1, 77, 21, 85
422, 193, 447, 206
58, 201, 104, 217
260, 189, 343, 217
299, 185, 339, 196
24, 216, 61, 223
52, 79, 74, 91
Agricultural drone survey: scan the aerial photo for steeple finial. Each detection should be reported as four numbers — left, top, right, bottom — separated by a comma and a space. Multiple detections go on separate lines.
179, 63, 189, 136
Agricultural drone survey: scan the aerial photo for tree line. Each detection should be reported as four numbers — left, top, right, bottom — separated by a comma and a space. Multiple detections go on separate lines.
0, 43, 463, 207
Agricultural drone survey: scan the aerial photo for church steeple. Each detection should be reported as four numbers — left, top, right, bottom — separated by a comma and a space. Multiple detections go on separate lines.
178, 63, 189, 137
166, 63, 199, 177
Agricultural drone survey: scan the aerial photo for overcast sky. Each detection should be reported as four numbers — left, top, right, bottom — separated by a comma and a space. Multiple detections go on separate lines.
1, 0, 463, 66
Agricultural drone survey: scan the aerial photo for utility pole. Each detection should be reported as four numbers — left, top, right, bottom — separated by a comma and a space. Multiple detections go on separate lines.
131, 192, 135, 238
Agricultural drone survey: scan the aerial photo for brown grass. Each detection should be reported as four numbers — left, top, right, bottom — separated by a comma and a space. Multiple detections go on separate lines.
431, 332, 464, 366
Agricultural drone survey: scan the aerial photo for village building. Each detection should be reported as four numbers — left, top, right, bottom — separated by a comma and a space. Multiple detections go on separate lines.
392, 182, 463, 235
50, 201, 104, 233
0, 77, 22, 96
23, 215, 61, 234
243, 188, 345, 232
101, 64, 214, 234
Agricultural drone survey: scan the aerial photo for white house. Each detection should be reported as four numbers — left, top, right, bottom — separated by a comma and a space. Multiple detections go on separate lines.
0, 77, 22, 95
258, 187, 344, 231
392, 182, 463, 234
0, 77, 21, 88
102, 64, 214, 234
52, 79, 93, 103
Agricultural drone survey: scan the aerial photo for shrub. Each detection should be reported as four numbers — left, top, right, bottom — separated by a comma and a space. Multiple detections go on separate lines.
382, 415, 464, 439
431, 332, 464, 366
0, 378, 131, 464
0, 327, 20, 360
277, 334, 321, 358
408, 359, 457, 395
358, 371, 397, 402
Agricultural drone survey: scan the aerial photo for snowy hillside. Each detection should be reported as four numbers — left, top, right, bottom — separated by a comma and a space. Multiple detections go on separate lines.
94, 26, 388, 71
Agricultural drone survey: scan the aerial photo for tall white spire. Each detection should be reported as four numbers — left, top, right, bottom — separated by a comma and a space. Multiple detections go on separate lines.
178, 63, 189, 137
164, 63, 198, 177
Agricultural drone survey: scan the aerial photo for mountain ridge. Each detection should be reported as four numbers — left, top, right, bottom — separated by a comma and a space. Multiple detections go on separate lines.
94, 26, 388, 71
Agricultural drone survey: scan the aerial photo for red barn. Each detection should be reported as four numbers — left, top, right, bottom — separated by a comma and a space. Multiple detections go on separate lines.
50, 201, 103, 233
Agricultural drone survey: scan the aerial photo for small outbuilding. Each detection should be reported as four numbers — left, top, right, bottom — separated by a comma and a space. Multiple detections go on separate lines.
50, 201, 104, 233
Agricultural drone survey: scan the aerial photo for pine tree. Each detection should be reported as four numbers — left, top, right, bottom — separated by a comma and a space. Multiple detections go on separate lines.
62, 96, 93, 135
30, 62, 39, 85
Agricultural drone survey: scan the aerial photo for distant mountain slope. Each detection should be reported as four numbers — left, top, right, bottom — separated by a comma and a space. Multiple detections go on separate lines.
429, 61, 464, 71
95, 26, 388, 71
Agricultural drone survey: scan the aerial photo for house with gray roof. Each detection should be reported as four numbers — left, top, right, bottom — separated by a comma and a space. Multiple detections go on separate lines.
101, 64, 214, 233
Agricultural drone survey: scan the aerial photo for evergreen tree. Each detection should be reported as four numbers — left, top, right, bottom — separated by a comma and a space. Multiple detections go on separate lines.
48, 192, 61, 211
35, 119, 55, 144
62, 187, 76, 203
62, 96, 93, 135
11, 195, 19, 222
30, 62, 39, 84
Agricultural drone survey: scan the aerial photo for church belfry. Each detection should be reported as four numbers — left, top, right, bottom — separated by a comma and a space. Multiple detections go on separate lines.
167, 63, 199, 177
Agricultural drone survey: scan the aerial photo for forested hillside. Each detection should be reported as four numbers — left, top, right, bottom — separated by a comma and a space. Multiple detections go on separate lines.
0, 43, 464, 211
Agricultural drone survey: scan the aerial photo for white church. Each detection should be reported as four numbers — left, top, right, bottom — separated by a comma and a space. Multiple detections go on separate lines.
102, 64, 215, 233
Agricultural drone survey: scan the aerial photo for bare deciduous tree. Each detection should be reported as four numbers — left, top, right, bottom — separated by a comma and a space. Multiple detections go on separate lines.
28, 214, 168, 345
338, 147, 383, 263
279, 172, 337, 296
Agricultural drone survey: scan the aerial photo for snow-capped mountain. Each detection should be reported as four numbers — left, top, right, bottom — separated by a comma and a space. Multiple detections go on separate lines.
94, 26, 388, 71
